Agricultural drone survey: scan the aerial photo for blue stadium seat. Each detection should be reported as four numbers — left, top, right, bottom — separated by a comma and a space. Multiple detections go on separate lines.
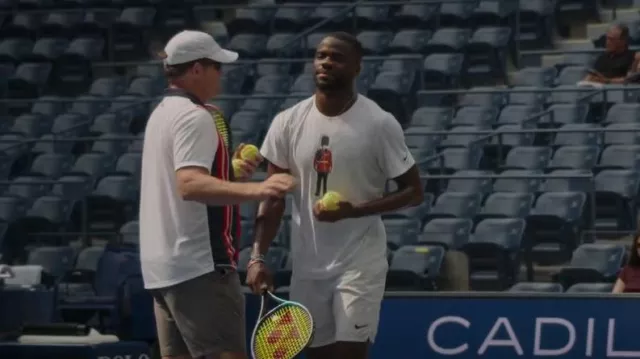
6, 62, 52, 99
27, 153, 74, 178
127, 77, 163, 97
512, 67, 557, 87
112, 7, 157, 61
384, 218, 421, 249
476, 192, 534, 222
227, 34, 268, 58
9, 113, 49, 138
70, 95, 109, 117
6, 175, 50, 202
367, 71, 414, 125
547, 145, 600, 170
464, 27, 511, 84
410, 107, 452, 128
388, 30, 432, 54
304, 32, 329, 56
439, 126, 489, 149
91, 113, 130, 135
394, 1, 438, 29
424, 192, 481, 222
519, 0, 554, 49
458, 87, 506, 108
450, 106, 498, 127
464, 218, 525, 290
0, 196, 28, 224
543, 104, 589, 127
594, 170, 640, 233
31, 95, 69, 120
507, 86, 547, 107
493, 169, 543, 193
552, 124, 598, 149
0, 38, 33, 63
266, 33, 302, 57
604, 124, 640, 145
597, 145, 640, 171
527, 191, 587, 264
386, 245, 445, 291
354, 3, 390, 30
227, 2, 275, 35
556, 66, 588, 85
420, 218, 471, 250
91, 133, 131, 160
112, 153, 142, 181
40, 11, 84, 38
555, 244, 626, 288
290, 74, 315, 94
309, 3, 351, 31
549, 85, 583, 104
445, 170, 493, 194
423, 28, 471, 55
508, 282, 563, 292
51, 175, 93, 201
3, 13, 39, 39
356, 31, 394, 55
21, 195, 73, 235
273, 3, 313, 32
27, 246, 75, 284
422, 53, 464, 89
253, 75, 292, 94
68, 153, 113, 184
423, 147, 482, 174
566, 282, 614, 293
496, 105, 538, 126
29, 37, 69, 62
439, 2, 476, 26
50, 113, 90, 137
541, 169, 592, 192
603, 103, 640, 125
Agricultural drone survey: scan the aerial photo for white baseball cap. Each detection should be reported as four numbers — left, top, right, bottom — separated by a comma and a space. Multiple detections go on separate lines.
163, 30, 238, 65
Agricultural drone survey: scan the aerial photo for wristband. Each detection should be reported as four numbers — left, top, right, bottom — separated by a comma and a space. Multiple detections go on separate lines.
247, 255, 265, 269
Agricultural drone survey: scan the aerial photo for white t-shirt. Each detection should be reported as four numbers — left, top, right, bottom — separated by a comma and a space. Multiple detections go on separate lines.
139, 93, 234, 290
261, 94, 415, 279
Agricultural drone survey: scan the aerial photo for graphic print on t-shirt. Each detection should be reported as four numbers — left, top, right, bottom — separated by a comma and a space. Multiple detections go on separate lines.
313, 135, 333, 197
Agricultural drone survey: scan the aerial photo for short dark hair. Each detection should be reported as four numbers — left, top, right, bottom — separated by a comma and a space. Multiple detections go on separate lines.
158, 51, 220, 78
614, 23, 630, 40
326, 31, 363, 59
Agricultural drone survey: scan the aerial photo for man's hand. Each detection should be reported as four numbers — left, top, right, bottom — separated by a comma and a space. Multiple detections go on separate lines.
253, 173, 297, 200
313, 201, 355, 222
233, 143, 263, 181
246, 261, 273, 294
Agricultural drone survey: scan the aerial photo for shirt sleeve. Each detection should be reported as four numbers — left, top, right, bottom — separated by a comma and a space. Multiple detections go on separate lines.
377, 114, 415, 179
260, 111, 290, 169
618, 266, 628, 282
172, 108, 218, 172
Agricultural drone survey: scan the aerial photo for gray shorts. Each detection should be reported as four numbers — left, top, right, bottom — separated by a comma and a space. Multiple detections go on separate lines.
150, 270, 246, 358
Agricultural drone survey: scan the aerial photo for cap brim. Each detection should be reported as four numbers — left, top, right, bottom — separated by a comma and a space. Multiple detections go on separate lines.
209, 48, 239, 63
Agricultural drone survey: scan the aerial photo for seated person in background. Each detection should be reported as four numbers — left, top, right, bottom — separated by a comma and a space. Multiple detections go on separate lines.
613, 233, 640, 293
581, 24, 640, 84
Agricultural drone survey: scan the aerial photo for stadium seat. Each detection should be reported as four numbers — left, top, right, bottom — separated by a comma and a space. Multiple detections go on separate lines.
120, 220, 139, 247
422, 53, 464, 89
112, 7, 157, 61
512, 67, 557, 87
424, 28, 471, 55
464, 218, 525, 290
555, 243, 626, 288
503, 146, 551, 170
420, 218, 471, 250
423, 192, 481, 222
526, 191, 587, 264
384, 217, 421, 249
476, 192, 534, 222
227, 2, 275, 35
273, 3, 313, 32
0, 38, 33, 63
593, 170, 640, 233
27, 153, 73, 178
386, 245, 445, 291
597, 145, 640, 171
308, 3, 351, 31
566, 282, 614, 293
444, 169, 493, 195
508, 282, 563, 292
27, 246, 75, 283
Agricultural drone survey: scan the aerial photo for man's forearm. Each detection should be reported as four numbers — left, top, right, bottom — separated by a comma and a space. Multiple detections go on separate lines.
180, 173, 259, 205
252, 198, 286, 257
609, 77, 627, 84
350, 186, 423, 218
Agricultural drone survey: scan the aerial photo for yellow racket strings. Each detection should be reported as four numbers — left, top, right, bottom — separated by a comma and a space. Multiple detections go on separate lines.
253, 305, 314, 359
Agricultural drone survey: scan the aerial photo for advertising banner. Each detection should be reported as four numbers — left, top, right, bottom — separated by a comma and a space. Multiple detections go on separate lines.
372, 295, 640, 359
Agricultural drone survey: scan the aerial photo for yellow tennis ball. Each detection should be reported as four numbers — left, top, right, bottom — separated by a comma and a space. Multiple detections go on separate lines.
240, 144, 260, 161
320, 191, 343, 211
232, 159, 244, 177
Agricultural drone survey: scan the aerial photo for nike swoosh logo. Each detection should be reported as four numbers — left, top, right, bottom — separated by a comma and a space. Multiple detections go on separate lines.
355, 324, 368, 329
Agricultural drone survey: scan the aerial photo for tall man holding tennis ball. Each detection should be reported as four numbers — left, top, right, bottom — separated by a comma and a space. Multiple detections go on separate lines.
246, 32, 424, 359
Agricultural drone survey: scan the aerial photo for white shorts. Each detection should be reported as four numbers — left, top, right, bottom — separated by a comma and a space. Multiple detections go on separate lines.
289, 262, 387, 348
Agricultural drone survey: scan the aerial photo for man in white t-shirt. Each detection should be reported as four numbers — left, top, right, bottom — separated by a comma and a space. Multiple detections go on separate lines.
139, 30, 296, 359
246, 32, 424, 359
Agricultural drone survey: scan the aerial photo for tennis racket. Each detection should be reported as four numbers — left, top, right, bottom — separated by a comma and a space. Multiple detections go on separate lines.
250, 291, 315, 359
